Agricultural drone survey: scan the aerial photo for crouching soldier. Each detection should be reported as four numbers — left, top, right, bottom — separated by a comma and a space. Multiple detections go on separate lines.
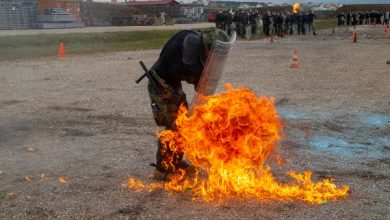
145, 29, 230, 176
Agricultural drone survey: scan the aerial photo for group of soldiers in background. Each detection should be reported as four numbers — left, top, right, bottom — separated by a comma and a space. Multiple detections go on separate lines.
215, 10, 317, 39
337, 11, 390, 27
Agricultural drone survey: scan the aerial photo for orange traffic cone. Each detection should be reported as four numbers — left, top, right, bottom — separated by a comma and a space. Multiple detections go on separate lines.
58, 41, 65, 57
270, 35, 275, 43
290, 49, 300, 69
293, 49, 299, 61
352, 32, 357, 43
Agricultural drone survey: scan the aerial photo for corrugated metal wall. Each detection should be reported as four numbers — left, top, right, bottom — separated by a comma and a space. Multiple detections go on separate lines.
0, 0, 38, 30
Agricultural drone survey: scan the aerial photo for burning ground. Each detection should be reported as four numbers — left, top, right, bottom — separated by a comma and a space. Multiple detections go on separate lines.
129, 85, 349, 203
0, 25, 389, 219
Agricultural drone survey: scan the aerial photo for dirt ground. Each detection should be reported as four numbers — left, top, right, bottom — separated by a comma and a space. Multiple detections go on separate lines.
0, 25, 389, 219
0, 23, 214, 36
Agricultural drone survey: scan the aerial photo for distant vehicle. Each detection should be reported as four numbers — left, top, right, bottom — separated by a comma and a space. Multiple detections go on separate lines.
45, 8, 72, 15
175, 18, 193, 24
208, 11, 216, 22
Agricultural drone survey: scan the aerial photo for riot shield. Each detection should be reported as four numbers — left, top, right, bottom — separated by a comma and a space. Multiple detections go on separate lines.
245, 25, 252, 40
189, 31, 237, 113
255, 20, 261, 36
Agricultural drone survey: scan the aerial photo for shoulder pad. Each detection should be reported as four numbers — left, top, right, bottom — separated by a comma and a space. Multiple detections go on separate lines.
182, 33, 201, 66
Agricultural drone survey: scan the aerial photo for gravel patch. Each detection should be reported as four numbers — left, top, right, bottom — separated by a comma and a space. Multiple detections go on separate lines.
0, 25, 389, 219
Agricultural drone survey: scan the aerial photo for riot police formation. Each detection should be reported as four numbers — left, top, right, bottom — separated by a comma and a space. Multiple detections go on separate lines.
337, 11, 390, 27
215, 10, 317, 39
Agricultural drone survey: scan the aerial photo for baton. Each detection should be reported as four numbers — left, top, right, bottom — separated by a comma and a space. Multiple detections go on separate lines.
135, 61, 149, 84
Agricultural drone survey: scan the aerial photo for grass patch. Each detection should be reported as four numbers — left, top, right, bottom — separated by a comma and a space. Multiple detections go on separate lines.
0, 30, 179, 61
314, 19, 338, 31
0, 192, 5, 201
1, 20, 336, 61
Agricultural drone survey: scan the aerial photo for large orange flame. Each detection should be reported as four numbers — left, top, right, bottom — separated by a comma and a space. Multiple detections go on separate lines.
129, 84, 349, 203
293, 3, 301, 14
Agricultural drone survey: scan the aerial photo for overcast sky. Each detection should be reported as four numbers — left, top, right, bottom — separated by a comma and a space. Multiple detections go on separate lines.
94, 0, 390, 4
270, 0, 390, 3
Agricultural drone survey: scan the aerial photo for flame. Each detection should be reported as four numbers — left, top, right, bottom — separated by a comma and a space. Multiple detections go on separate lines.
26, 147, 34, 152
293, 3, 301, 14
58, 177, 69, 184
129, 85, 349, 203
40, 173, 49, 180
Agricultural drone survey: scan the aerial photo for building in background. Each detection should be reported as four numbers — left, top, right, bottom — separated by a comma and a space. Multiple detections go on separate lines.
126, 0, 181, 17
208, 1, 267, 9
180, 2, 203, 19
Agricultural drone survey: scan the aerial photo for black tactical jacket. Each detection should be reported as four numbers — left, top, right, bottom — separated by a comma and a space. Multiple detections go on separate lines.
151, 30, 204, 89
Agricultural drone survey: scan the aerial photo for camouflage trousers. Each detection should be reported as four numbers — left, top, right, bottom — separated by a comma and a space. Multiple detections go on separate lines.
147, 71, 188, 173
